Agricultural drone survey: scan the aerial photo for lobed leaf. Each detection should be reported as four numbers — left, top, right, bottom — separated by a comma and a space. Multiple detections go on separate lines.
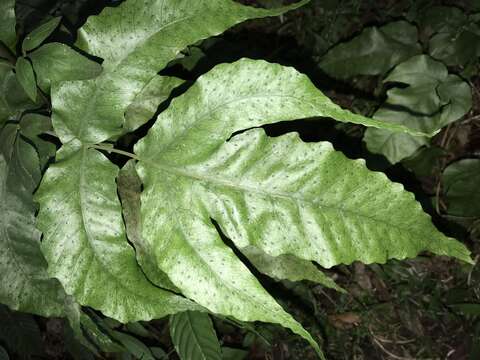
135, 59, 471, 354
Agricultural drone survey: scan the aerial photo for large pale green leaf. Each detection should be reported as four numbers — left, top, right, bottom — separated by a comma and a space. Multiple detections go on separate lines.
364, 55, 472, 163
35, 142, 198, 323
170, 311, 222, 360
0, 0, 16, 52
29, 43, 102, 93
320, 21, 421, 79
52, 0, 309, 144
134, 59, 471, 354
442, 159, 480, 217
0, 124, 65, 316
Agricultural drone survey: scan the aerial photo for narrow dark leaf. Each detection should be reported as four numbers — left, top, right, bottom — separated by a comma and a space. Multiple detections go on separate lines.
22, 16, 61, 53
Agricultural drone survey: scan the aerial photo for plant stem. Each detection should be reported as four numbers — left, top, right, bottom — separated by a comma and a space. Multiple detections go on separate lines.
90, 144, 140, 160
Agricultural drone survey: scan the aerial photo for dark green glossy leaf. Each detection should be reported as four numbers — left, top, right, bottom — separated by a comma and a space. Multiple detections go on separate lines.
320, 21, 421, 79
0, 0, 16, 52
364, 55, 471, 163
170, 311, 222, 360
29, 42, 102, 93
15, 57, 37, 102
22, 16, 61, 53
364, 109, 429, 164
442, 159, 480, 217
402, 146, 446, 178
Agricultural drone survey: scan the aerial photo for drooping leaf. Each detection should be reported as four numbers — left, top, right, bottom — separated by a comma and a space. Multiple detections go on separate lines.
241, 246, 343, 292
0, 60, 39, 126
15, 57, 37, 102
124, 76, 184, 133
364, 55, 472, 163
170, 311, 222, 360
442, 159, 480, 217
22, 16, 61, 53
29, 42, 102, 93
35, 142, 199, 323
52, 0, 309, 144
0, 0, 16, 52
0, 124, 65, 316
320, 21, 421, 79
117, 160, 178, 291
135, 59, 471, 355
